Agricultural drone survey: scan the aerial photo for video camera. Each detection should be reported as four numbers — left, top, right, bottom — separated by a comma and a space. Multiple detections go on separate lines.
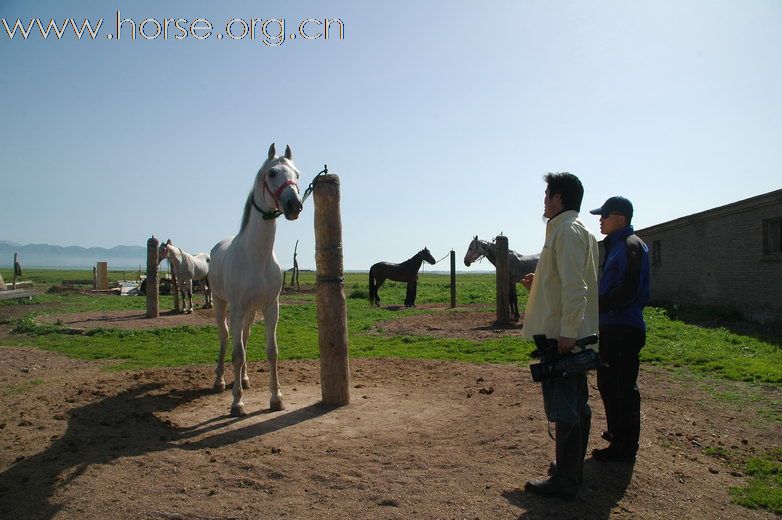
529, 334, 603, 382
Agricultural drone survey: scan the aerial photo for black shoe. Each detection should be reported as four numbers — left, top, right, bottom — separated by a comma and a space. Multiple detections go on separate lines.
524, 475, 578, 499
601, 430, 614, 442
591, 445, 636, 462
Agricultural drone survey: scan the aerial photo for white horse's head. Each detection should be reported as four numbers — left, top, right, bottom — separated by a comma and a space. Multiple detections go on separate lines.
158, 239, 173, 263
254, 143, 303, 221
464, 235, 487, 266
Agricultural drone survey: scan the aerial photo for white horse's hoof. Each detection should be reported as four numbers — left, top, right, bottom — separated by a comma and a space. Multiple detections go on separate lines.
213, 381, 226, 392
241, 379, 250, 390
269, 400, 284, 412
230, 404, 246, 417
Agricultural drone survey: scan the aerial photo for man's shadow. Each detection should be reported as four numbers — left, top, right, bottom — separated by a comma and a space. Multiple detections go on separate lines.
502, 458, 635, 519
0, 382, 332, 520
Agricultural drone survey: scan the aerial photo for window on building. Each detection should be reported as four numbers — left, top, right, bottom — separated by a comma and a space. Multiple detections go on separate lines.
763, 219, 782, 255
652, 240, 661, 266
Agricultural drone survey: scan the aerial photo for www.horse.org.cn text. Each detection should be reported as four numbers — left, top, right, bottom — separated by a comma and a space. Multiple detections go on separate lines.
1, 11, 345, 46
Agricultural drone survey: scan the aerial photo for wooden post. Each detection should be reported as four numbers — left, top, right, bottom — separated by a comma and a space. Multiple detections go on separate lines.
293, 239, 300, 291
146, 236, 159, 318
313, 174, 350, 406
450, 250, 456, 308
96, 262, 109, 290
12, 253, 18, 290
495, 235, 510, 326
92, 266, 97, 289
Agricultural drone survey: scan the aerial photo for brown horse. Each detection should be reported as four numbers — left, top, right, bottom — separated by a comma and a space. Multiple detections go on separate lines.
369, 248, 437, 307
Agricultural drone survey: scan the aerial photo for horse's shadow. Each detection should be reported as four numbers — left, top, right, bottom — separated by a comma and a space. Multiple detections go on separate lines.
502, 458, 635, 519
0, 382, 332, 520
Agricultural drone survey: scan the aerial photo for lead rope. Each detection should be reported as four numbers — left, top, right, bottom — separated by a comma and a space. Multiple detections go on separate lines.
257, 164, 329, 220
301, 165, 329, 205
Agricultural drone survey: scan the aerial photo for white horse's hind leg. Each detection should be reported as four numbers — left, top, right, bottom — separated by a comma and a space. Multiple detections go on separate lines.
263, 300, 284, 411
240, 312, 254, 389
229, 309, 248, 416
213, 298, 228, 392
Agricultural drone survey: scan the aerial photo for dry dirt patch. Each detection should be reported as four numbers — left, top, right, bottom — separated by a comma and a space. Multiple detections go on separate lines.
0, 346, 779, 520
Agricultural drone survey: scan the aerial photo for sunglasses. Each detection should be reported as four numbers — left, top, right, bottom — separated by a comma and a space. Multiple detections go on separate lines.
599, 212, 625, 220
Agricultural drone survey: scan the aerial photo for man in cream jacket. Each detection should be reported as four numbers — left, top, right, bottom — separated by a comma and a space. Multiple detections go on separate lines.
521, 172, 599, 499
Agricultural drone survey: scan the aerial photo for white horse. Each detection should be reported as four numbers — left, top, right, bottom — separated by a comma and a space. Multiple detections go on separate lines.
158, 240, 212, 313
209, 143, 303, 416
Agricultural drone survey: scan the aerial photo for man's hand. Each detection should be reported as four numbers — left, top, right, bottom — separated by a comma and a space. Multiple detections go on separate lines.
557, 336, 576, 354
521, 273, 534, 290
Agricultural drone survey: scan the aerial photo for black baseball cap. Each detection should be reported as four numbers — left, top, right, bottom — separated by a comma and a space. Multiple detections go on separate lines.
589, 196, 633, 220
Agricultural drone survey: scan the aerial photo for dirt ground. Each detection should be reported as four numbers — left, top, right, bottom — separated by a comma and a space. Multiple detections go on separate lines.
1, 305, 780, 520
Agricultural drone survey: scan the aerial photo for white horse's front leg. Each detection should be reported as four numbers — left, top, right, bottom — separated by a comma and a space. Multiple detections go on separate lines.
240, 312, 254, 390
204, 285, 213, 309
179, 283, 188, 314
186, 280, 194, 313
213, 298, 228, 392
263, 300, 284, 411
229, 309, 248, 416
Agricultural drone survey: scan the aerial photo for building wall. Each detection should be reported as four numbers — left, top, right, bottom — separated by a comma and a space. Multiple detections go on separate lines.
634, 190, 782, 323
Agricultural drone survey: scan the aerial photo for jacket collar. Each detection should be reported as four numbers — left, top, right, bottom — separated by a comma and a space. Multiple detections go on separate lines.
546, 210, 579, 236
605, 225, 634, 246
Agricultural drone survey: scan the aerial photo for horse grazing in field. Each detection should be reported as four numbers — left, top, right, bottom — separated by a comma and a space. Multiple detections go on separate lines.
209, 143, 303, 416
369, 248, 437, 307
463, 236, 540, 322
158, 240, 212, 313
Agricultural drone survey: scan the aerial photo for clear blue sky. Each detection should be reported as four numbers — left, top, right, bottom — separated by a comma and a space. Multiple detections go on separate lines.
2, 0, 780, 271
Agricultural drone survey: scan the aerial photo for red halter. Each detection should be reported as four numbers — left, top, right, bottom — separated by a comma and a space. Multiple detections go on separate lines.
263, 178, 298, 210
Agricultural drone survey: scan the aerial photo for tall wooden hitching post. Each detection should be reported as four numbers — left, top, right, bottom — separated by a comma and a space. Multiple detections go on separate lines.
495, 235, 510, 326
146, 236, 159, 318
313, 174, 350, 406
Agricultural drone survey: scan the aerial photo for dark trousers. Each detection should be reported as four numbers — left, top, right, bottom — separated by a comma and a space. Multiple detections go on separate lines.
596, 325, 645, 454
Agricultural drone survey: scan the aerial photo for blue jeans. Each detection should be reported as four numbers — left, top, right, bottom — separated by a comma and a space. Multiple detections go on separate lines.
542, 371, 590, 424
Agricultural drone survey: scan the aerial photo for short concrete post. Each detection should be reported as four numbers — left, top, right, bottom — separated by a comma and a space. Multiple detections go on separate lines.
450, 250, 456, 309
146, 236, 159, 318
313, 174, 350, 406
96, 262, 109, 291
495, 235, 510, 325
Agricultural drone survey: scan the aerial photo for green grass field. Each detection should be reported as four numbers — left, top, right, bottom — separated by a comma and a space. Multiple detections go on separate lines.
3, 270, 780, 383
2, 268, 780, 513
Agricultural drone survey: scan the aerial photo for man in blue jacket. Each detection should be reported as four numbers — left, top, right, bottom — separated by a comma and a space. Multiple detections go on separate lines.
589, 196, 650, 462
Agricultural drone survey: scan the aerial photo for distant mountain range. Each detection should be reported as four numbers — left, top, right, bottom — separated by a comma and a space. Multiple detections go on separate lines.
0, 241, 147, 269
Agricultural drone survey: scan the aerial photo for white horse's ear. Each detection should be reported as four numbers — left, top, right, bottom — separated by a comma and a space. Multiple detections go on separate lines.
267, 143, 276, 160
285, 145, 293, 160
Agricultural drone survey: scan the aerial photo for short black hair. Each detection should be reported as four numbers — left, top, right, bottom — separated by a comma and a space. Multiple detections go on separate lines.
544, 172, 584, 212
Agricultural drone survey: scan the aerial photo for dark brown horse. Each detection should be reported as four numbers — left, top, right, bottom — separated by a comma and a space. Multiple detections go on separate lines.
369, 248, 437, 307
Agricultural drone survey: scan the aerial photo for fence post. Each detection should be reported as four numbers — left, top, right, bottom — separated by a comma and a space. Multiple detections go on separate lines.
450, 250, 456, 308
146, 236, 159, 318
96, 262, 109, 291
313, 174, 350, 406
495, 235, 510, 325
12, 253, 18, 290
